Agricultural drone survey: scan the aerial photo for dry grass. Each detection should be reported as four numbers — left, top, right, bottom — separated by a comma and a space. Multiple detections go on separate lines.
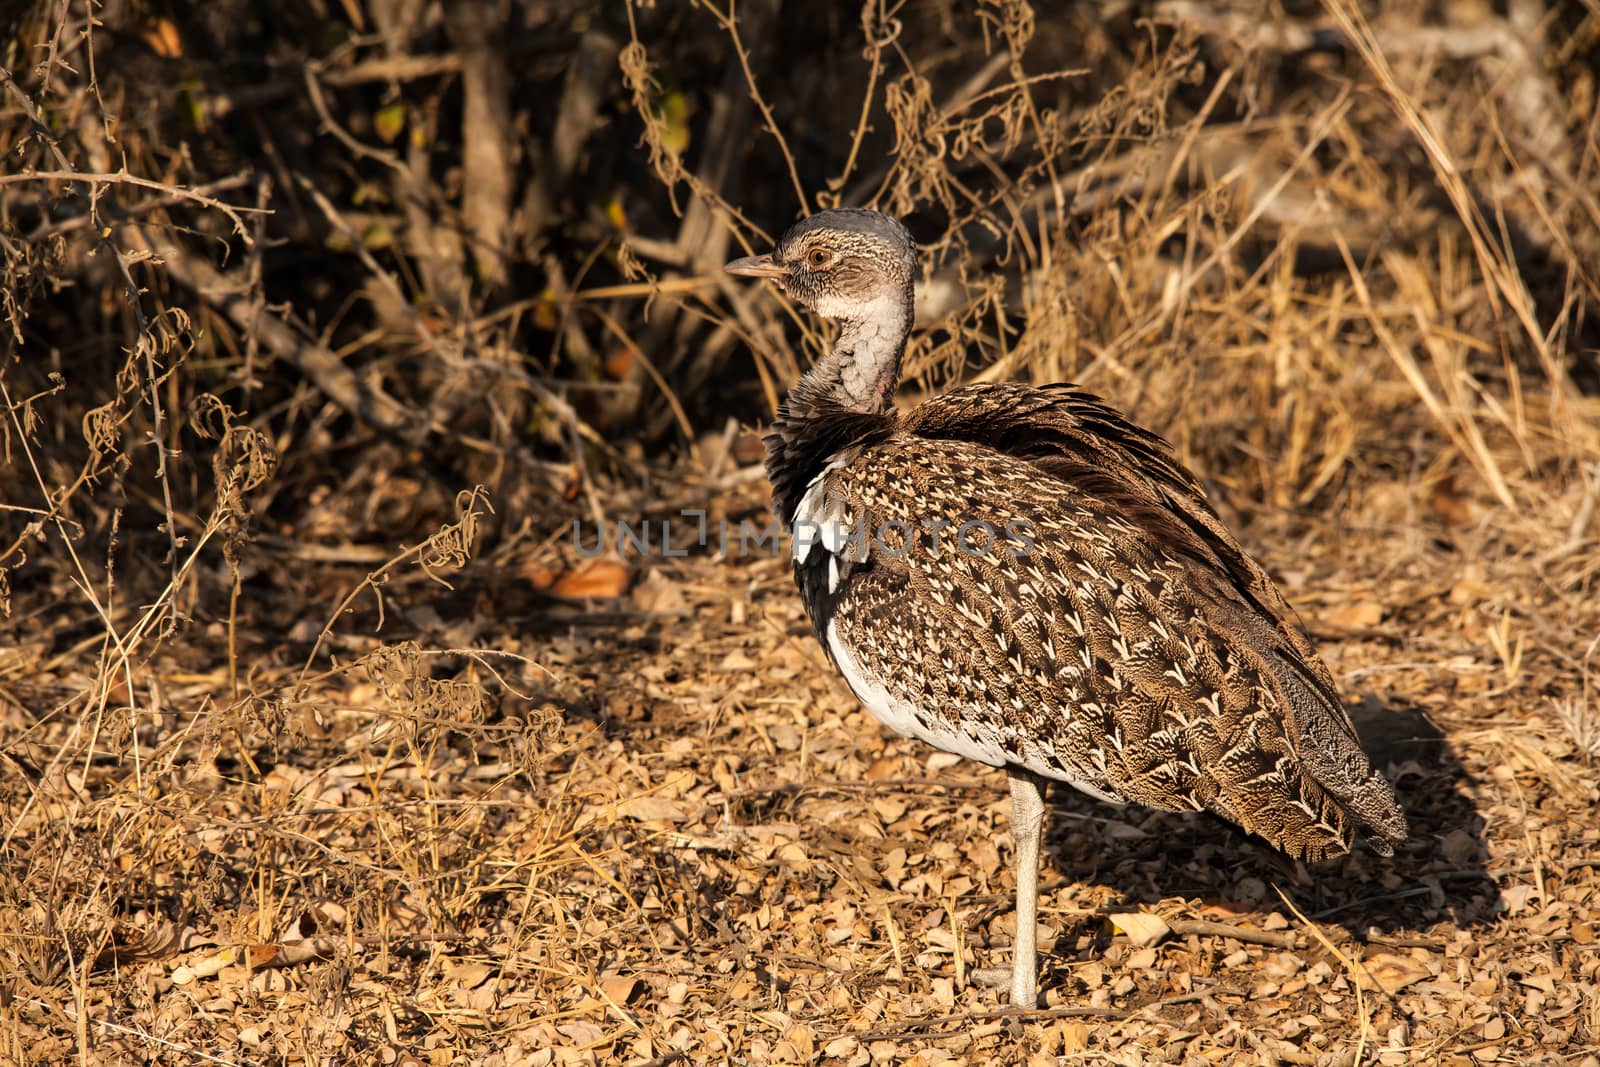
4, 0, 1600, 1063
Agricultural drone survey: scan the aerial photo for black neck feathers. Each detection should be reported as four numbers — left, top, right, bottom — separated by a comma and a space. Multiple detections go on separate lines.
764, 396, 894, 526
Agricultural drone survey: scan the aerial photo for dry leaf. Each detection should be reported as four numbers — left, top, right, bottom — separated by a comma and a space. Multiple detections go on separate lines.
1100, 818, 1149, 841
550, 559, 631, 599
1197, 899, 1257, 919
1327, 600, 1384, 630
1110, 912, 1171, 947
246, 940, 331, 970
604, 196, 628, 232
1500, 883, 1538, 915
616, 794, 691, 823
632, 569, 686, 613
604, 348, 636, 381
558, 464, 583, 502
141, 17, 183, 58
521, 561, 559, 589
373, 103, 406, 144
445, 961, 494, 989
783, 1022, 816, 1058
717, 650, 758, 671
731, 430, 767, 465
311, 901, 348, 928
1359, 951, 1431, 993
864, 757, 900, 781
557, 1021, 606, 1046
171, 947, 239, 984
600, 974, 641, 1005
1430, 474, 1476, 528
1125, 946, 1158, 969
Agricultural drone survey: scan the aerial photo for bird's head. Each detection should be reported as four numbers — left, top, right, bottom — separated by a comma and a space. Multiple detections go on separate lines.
724, 209, 916, 321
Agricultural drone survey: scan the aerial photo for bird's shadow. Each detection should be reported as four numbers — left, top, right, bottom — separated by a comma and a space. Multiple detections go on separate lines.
1038, 695, 1495, 956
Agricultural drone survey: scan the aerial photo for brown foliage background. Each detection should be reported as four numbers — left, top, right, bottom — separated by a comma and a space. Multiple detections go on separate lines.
4, 0, 1600, 1063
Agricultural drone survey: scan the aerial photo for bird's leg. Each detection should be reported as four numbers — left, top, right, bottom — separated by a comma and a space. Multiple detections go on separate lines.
1007, 768, 1046, 1009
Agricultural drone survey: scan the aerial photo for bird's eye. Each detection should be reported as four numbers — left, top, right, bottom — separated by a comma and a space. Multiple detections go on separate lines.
807, 249, 830, 268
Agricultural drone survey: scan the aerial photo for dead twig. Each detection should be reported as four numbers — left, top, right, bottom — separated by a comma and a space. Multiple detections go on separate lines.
858, 989, 1227, 1040
200, 53, 464, 120
1324, 0, 1570, 426
119, 224, 425, 439
15, 172, 261, 241
1167, 918, 1298, 950
0, 169, 262, 236
697, 0, 807, 216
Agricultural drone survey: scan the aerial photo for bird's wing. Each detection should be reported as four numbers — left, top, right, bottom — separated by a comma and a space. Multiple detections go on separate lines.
905, 383, 1346, 727
809, 407, 1405, 857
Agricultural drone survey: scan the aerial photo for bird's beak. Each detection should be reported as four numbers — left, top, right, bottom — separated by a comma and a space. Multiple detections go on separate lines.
723, 253, 786, 279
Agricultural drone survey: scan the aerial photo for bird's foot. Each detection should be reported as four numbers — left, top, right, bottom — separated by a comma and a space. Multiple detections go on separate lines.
974, 966, 1040, 1008
971, 967, 1010, 989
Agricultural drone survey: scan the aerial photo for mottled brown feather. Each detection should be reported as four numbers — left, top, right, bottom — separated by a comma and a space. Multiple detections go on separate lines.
773, 388, 1406, 859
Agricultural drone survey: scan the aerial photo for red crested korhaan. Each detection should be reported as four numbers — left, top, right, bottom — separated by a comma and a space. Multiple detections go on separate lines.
725, 209, 1407, 1008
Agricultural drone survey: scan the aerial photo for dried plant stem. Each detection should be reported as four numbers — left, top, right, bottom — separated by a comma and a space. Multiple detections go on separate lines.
826, 2, 896, 204
120, 225, 423, 438
1334, 233, 1516, 508
1324, 0, 1569, 424
0, 169, 265, 236
1275, 886, 1373, 1065
24, 172, 255, 240
297, 487, 492, 678
698, 0, 807, 215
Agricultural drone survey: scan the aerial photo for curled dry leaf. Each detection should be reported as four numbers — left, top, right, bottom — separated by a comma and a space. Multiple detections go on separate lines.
171, 948, 239, 985
1110, 912, 1171, 947
247, 939, 333, 970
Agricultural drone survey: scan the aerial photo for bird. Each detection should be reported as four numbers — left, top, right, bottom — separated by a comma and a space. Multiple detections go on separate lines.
725, 208, 1407, 1009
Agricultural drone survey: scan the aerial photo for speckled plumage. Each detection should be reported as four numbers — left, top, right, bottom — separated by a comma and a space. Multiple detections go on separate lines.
729, 209, 1406, 1006
775, 385, 1406, 858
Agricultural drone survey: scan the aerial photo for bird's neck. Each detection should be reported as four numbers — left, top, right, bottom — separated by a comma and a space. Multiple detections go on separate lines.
795, 283, 913, 416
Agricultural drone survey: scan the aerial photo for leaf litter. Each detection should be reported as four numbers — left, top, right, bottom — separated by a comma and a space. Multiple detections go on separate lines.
5, 1, 1600, 1064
